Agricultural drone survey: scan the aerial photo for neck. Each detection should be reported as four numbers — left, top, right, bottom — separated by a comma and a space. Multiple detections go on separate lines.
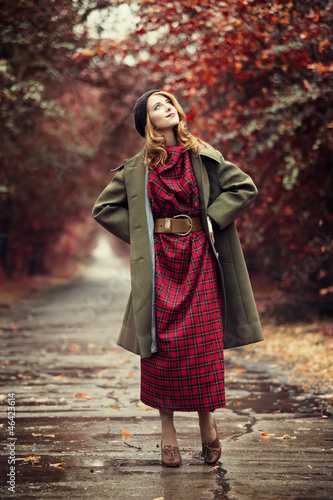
163, 130, 177, 147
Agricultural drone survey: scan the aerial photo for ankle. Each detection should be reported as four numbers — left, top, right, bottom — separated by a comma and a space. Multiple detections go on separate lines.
161, 429, 178, 447
198, 414, 216, 443
160, 410, 178, 447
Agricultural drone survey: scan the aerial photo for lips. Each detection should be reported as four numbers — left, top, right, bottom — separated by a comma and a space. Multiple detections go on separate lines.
166, 113, 175, 118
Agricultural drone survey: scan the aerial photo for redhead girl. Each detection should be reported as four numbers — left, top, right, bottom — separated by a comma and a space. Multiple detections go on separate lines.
93, 90, 263, 467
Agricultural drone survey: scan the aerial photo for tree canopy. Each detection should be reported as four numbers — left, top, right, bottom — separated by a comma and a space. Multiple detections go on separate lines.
1, 0, 332, 316
107, 0, 333, 314
0, 0, 142, 276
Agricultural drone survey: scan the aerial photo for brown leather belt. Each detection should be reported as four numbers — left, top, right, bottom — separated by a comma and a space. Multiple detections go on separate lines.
154, 215, 202, 236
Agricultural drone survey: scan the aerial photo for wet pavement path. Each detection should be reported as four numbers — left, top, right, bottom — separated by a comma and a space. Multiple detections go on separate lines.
0, 237, 332, 500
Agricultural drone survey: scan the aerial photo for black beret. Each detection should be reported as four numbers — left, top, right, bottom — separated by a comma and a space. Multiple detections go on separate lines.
134, 89, 161, 137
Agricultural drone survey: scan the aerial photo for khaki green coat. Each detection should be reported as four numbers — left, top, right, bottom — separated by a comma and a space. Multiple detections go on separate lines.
93, 145, 263, 359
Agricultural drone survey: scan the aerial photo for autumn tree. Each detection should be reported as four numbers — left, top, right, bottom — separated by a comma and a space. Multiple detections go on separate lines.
0, 0, 142, 277
97, 0, 333, 316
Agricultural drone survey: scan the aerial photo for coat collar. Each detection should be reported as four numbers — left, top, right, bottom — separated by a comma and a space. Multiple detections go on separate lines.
197, 144, 221, 163
123, 143, 220, 168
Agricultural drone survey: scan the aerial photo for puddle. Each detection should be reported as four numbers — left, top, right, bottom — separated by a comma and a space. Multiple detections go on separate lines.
226, 364, 324, 417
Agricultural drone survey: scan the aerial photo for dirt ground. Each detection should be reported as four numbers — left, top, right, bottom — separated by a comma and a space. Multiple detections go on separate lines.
0, 237, 332, 499
236, 318, 333, 396
2, 264, 332, 398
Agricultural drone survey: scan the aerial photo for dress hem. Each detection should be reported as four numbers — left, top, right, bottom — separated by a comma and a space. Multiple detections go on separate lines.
140, 397, 226, 413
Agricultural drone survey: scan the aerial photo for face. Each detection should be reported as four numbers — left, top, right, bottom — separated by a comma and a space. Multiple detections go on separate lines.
147, 94, 180, 132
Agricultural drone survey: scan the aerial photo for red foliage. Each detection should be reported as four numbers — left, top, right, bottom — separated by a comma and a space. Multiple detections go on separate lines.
0, 1, 144, 277
106, 0, 333, 313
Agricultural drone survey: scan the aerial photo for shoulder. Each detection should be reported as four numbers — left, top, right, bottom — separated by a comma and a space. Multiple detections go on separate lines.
198, 144, 224, 165
111, 150, 145, 172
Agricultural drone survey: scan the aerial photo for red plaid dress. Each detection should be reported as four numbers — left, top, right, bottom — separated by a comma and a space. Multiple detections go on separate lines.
140, 145, 225, 412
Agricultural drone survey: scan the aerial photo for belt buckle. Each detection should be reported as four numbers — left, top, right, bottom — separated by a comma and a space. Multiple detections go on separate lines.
174, 214, 193, 236
164, 218, 172, 232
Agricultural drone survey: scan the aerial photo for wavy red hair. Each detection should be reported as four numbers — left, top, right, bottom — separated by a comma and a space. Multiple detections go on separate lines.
144, 91, 207, 166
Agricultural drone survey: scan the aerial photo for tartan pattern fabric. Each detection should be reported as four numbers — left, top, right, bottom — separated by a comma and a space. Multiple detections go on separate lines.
141, 145, 225, 412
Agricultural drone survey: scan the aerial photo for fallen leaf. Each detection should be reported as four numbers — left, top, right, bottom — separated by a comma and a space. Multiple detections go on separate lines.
233, 363, 245, 372
308, 465, 313, 469
17, 373, 32, 378
70, 343, 81, 351
49, 462, 66, 468
24, 456, 40, 464
74, 393, 92, 400
1, 360, 10, 365
32, 433, 42, 437
274, 434, 296, 440
121, 429, 132, 437
109, 405, 118, 409
261, 433, 271, 439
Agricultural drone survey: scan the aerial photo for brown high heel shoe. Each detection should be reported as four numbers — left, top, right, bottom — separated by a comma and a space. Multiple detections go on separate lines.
161, 442, 182, 467
201, 420, 221, 465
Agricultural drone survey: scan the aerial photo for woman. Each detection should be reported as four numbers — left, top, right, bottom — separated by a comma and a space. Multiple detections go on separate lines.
93, 90, 263, 467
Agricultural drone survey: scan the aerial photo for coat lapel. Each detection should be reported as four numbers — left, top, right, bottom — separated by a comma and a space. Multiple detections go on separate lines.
190, 151, 210, 210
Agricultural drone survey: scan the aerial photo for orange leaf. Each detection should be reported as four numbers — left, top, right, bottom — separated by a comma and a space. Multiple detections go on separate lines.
319, 39, 330, 54
70, 344, 81, 351
261, 433, 271, 439
49, 462, 66, 468
74, 393, 92, 400
121, 429, 132, 437
24, 456, 40, 464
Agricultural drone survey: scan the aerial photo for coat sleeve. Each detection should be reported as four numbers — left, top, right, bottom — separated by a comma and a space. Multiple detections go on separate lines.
206, 151, 258, 230
92, 166, 130, 244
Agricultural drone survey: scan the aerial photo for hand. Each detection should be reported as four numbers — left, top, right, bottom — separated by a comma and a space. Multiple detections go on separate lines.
207, 216, 215, 244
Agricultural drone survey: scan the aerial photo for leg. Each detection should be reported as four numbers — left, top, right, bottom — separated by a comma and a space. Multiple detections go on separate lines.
198, 411, 216, 443
198, 411, 221, 464
159, 410, 178, 447
159, 410, 182, 467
